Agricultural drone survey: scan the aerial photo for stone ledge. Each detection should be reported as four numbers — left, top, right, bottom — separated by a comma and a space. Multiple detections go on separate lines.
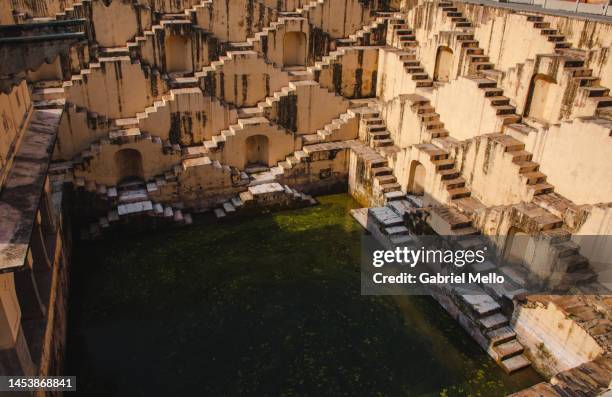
0, 108, 63, 272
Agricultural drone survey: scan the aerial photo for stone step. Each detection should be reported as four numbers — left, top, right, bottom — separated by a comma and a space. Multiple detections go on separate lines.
582, 86, 609, 97
479, 313, 509, 331
516, 160, 540, 173
452, 226, 480, 236
372, 166, 393, 176
439, 168, 461, 179
375, 174, 397, 184
380, 182, 402, 193
483, 87, 504, 97
522, 171, 547, 184
461, 294, 501, 318
592, 96, 612, 108
117, 200, 153, 216
442, 177, 466, 189
433, 157, 455, 170
384, 191, 406, 202
483, 281, 527, 303
448, 186, 471, 200
231, 197, 244, 207
416, 79, 434, 87
494, 104, 517, 115
369, 206, 404, 227
373, 138, 394, 147
487, 95, 511, 106
487, 326, 517, 346
558, 253, 589, 272
499, 114, 522, 125
509, 150, 533, 163
385, 225, 409, 235
370, 131, 390, 139
222, 202, 236, 213
214, 208, 226, 218
494, 340, 524, 361
529, 182, 555, 196
551, 240, 580, 258
554, 41, 571, 49
560, 268, 598, 285
500, 354, 531, 374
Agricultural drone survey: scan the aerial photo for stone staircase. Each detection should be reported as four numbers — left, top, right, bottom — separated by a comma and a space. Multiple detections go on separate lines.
335, 15, 391, 47
356, 196, 532, 374
437, 3, 497, 76
234, 80, 350, 134
80, 179, 194, 239
486, 133, 555, 198
387, 18, 418, 50
363, 114, 394, 149
386, 21, 434, 88
313, 109, 359, 142
438, 1, 473, 29
212, 182, 317, 218
308, 45, 382, 96
69, 128, 180, 171
468, 77, 522, 126
53, 0, 207, 22
102, 5, 210, 58
403, 94, 451, 140
183, 117, 290, 164
351, 141, 403, 196
525, 14, 577, 54
462, 289, 532, 374
504, 15, 612, 118
32, 53, 163, 119
434, 2, 509, 78
437, 4, 612, 118
196, 49, 298, 107
414, 143, 472, 202
510, 202, 599, 289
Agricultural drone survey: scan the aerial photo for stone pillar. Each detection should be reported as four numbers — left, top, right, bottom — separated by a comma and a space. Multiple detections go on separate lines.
0, 273, 36, 376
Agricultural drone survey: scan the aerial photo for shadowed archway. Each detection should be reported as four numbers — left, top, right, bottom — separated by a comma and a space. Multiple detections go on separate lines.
283, 31, 307, 67
433, 46, 453, 83
165, 34, 192, 73
246, 135, 270, 166
115, 148, 144, 184
524, 74, 556, 121
407, 160, 426, 195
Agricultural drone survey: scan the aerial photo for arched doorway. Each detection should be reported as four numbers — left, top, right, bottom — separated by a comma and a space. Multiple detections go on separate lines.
524, 74, 556, 121
246, 135, 269, 166
165, 34, 192, 73
433, 46, 453, 83
283, 31, 307, 67
115, 148, 144, 184
408, 160, 426, 195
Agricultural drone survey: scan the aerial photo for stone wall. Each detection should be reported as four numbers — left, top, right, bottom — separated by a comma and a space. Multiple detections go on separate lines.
513, 296, 607, 378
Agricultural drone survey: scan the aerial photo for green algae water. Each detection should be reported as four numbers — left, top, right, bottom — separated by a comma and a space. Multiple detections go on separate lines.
67, 194, 541, 396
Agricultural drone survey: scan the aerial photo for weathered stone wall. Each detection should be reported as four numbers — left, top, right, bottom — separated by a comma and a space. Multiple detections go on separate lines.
0, 81, 31, 187
513, 296, 605, 378
508, 117, 612, 205
456, 2, 612, 89
90, 0, 151, 47
314, 47, 380, 99
195, 0, 278, 43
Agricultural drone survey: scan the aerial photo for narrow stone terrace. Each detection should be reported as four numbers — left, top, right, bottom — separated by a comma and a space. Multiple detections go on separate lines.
0, 108, 63, 271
